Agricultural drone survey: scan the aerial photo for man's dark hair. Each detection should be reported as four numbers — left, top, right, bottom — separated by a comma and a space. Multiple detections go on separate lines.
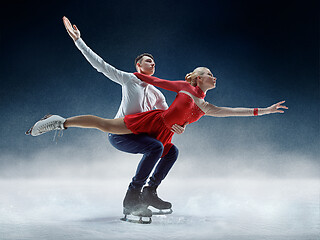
134, 53, 154, 66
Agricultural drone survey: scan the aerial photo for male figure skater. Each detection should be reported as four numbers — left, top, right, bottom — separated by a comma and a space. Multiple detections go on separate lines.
63, 17, 185, 217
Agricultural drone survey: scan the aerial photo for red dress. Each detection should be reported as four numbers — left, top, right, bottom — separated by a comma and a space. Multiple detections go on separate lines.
124, 73, 207, 157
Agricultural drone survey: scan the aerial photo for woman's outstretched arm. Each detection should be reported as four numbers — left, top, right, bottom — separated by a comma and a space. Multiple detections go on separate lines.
205, 101, 288, 117
134, 72, 188, 93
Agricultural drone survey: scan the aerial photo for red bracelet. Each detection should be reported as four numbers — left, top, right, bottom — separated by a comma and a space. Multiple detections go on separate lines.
253, 108, 259, 116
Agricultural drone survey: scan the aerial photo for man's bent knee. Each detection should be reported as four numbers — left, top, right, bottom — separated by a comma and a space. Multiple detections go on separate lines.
170, 145, 179, 156
165, 145, 179, 159
145, 141, 164, 156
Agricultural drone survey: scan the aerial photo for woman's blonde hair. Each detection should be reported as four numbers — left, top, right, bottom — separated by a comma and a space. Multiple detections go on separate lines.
185, 67, 209, 86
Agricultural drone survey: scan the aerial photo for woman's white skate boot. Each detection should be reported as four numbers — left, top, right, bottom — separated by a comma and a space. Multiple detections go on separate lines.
26, 114, 66, 136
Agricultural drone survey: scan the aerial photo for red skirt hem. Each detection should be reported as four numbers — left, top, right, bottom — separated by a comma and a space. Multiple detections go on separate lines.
124, 110, 174, 157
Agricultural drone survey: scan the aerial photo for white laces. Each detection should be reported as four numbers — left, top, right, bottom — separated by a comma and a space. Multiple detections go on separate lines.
38, 121, 61, 134
36, 119, 64, 142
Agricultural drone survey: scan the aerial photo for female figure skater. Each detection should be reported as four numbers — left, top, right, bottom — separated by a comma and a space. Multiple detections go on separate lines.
27, 67, 287, 150
26, 67, 287, 220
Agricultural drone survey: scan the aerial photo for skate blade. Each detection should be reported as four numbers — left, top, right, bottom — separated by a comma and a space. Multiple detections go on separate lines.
25, 127, 33, 135
152, 208, 173, 215
120, 215, 152, 224
123, 207, 152, 218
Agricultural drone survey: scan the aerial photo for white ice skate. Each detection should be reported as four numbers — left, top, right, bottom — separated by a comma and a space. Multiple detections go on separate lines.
26, 114, 66, 136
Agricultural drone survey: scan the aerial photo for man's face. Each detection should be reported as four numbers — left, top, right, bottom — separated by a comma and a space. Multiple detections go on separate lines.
137, 56, 155, 76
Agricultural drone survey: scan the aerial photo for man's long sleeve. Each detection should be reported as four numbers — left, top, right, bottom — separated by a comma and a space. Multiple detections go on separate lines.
75, 38, 131, 85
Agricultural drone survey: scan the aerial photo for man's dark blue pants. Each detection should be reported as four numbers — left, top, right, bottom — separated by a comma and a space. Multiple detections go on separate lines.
108, 133, 178, 190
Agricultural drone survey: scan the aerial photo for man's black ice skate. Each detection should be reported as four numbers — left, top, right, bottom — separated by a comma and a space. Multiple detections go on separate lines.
121, 188, 152, 224
142, 186, 173, 215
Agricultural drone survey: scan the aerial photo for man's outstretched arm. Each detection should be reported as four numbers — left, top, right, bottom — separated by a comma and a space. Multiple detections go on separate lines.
62, 16, 131, 85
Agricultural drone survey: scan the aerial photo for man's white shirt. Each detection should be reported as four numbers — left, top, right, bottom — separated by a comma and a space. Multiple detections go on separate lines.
75, 38, 168, 118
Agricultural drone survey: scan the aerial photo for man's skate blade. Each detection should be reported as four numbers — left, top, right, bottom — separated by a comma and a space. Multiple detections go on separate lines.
120, 215, 152, 224
152, 208, 173, 215
123, 207, 152, 218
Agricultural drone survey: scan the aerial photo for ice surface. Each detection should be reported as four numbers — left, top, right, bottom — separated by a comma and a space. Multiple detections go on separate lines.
0, 178, 319, 240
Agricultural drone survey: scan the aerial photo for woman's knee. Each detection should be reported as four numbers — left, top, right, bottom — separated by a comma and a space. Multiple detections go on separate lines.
98, 119, 111, 132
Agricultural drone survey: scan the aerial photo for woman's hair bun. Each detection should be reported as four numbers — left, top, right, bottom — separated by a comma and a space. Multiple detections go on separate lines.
185, 72, 193, 82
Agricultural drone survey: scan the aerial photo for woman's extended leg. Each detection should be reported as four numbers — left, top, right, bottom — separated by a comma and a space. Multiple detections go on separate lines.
65, 115, 132, 134
26, 114, 132, 136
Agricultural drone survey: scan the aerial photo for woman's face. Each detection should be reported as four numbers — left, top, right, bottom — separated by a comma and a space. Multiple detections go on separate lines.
137, 56, 155, 76
198, 69, 216, 89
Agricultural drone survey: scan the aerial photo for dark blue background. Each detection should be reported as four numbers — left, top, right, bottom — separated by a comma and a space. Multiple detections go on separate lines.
1, 1, 319, 171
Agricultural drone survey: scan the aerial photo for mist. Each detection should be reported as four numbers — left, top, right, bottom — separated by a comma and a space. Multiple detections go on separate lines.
0, 127, 319, 180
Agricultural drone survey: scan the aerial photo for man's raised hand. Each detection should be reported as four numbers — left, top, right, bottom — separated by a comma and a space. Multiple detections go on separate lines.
63, 16, 80, 41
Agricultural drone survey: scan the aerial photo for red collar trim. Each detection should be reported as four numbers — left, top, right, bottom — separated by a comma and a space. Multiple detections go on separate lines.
194, 86, 206, 99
